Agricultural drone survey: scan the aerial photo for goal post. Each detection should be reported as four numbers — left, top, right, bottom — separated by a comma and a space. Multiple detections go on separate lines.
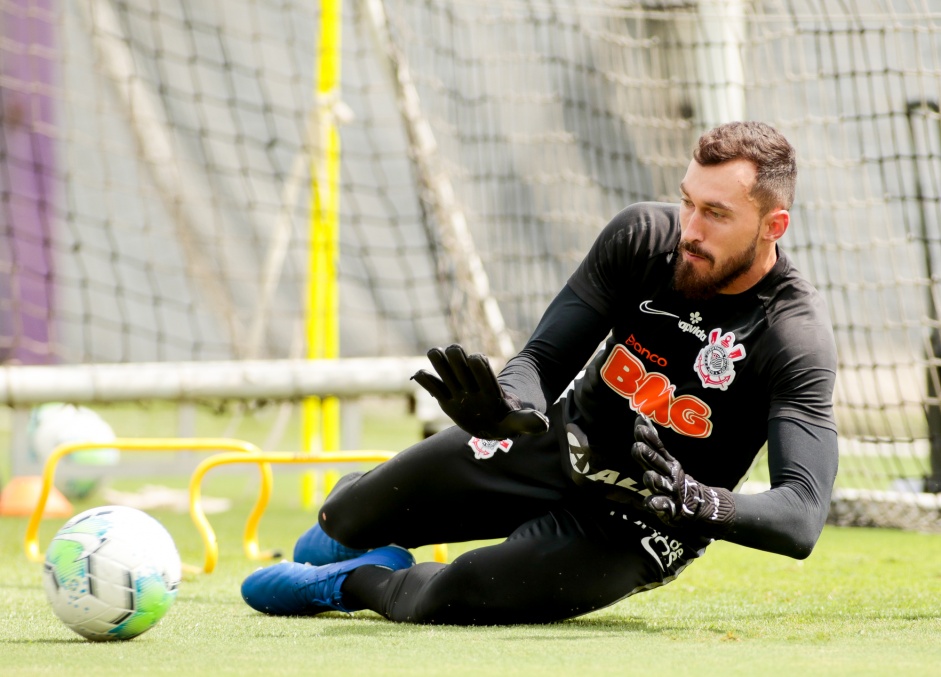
3, 1, 941, 530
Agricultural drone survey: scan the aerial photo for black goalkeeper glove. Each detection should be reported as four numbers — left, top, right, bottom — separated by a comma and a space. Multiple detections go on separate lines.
411, 344, 549, 440
630, 415, 735, 538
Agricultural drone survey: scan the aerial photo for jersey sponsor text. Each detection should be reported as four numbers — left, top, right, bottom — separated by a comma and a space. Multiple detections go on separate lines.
626, 334, 668, 367
600, 343, 713, 438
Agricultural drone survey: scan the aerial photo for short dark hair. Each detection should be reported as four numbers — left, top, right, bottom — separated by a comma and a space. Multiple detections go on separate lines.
693, 121, 797, 214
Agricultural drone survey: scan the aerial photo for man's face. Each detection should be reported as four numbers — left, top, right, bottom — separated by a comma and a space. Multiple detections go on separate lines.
674, 158, 766, 300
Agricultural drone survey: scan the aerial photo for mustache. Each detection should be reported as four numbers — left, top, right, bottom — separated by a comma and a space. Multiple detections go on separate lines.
678, 240, 714, 264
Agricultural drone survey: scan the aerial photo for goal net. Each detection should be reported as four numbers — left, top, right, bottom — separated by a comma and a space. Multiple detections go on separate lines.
2, 0, 941, 528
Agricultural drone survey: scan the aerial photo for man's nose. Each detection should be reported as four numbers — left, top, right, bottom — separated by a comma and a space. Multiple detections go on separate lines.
683, 209, 706, 241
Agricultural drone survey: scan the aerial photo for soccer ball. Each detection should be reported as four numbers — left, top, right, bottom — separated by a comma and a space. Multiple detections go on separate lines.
27, 403, 120, 500
43, 505, 182, 641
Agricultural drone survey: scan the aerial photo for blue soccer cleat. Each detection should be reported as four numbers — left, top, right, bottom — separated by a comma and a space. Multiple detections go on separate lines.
293, 523, 369, 566
241, 545, 415, 616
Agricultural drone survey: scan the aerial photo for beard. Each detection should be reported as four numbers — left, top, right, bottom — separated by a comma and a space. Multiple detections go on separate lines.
672, 233, 759, 300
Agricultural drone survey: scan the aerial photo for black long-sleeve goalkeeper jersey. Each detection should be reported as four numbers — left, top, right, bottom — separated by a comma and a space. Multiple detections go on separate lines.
498, 202, 839, 559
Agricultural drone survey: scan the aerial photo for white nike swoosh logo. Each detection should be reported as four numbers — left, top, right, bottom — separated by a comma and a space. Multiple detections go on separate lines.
639, 300, 679, 319
640, 536, 665, 571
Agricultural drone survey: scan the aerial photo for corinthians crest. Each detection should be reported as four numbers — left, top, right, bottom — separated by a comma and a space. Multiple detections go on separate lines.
694, 328, 746, 391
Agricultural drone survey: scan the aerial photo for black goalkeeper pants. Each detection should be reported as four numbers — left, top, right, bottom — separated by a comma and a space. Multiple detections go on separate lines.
318, 424, 704, 625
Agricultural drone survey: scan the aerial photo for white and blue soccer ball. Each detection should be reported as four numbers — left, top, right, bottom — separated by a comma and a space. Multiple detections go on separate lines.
27, 403, 120, 500
43, 505, 182, 641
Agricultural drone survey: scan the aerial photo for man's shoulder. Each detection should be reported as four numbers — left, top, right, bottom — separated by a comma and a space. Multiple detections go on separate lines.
756, 251, 837, 369
609, 201, 679, 230
601, 202, 680, 254
568, 202, 680, 314
761, 251, 832, 326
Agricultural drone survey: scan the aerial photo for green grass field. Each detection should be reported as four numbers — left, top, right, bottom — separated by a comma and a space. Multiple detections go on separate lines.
2, 401, 941, 675
2, 467, 941, 677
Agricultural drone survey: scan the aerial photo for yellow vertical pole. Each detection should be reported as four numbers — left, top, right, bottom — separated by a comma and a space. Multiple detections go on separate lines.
302, 0, 343, 510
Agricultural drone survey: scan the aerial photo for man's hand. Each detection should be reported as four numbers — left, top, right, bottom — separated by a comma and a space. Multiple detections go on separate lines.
630, 415, 735, 537
411, 344, 549, 440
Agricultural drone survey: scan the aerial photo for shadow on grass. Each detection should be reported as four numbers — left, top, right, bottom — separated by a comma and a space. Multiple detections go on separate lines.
251, 611, 690, 638
1, 638, 88, 645
244, 603, 941, 642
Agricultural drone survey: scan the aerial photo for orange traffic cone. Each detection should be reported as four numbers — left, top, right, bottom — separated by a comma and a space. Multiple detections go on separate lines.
0, 476, 73, 518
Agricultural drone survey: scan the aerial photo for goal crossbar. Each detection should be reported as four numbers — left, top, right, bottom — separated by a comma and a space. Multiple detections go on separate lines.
0, 359, 427, 405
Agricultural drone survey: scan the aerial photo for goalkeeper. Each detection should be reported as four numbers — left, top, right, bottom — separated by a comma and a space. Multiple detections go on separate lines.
241, 121, 838, 625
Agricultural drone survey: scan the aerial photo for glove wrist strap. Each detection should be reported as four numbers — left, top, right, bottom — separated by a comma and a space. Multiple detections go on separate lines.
694, 486, 735, 538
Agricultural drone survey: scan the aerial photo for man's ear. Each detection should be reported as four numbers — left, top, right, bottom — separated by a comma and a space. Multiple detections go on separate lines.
763, 208, 789, 242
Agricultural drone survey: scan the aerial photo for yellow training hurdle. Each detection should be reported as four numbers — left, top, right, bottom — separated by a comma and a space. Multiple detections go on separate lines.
24, 438, 269, 571
189, 450, 448, 573
24, 439, 448, 573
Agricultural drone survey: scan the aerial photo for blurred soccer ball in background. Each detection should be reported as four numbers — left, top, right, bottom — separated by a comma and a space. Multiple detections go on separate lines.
43, 505, 181, 641
27, 403, 120, 500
